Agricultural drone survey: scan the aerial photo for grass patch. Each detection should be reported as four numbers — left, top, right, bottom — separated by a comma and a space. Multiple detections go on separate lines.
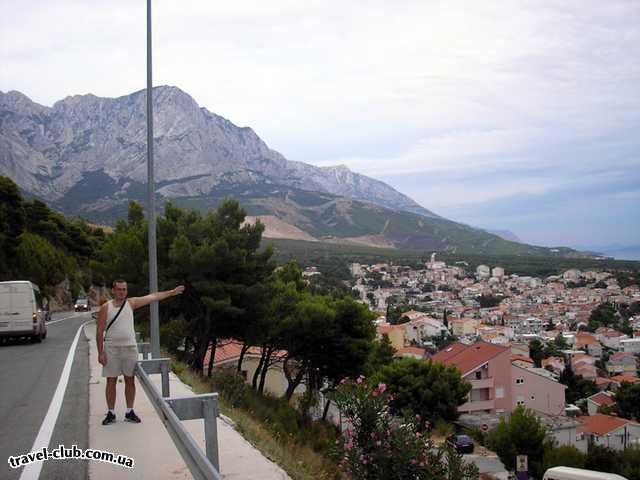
162, 350, 342, 480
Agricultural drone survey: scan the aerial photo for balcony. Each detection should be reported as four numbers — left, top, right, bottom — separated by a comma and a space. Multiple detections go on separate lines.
469, 377, 494, 389
459, 399, 495, 412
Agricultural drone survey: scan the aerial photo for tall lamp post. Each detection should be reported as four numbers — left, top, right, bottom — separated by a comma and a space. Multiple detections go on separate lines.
146, 0, 160, 358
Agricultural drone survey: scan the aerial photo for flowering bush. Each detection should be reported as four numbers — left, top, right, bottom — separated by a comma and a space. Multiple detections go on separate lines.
333, 376, 478, 480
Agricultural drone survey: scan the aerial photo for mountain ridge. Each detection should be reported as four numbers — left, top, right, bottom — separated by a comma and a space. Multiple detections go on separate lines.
0, 86, 590, 257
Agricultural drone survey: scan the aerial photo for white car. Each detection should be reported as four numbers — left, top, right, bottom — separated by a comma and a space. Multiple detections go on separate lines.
543, 466, 628, 480
0, 281, 48, 343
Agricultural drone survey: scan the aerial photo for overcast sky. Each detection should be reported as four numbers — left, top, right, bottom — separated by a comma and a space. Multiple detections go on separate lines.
1, 0, 639, 249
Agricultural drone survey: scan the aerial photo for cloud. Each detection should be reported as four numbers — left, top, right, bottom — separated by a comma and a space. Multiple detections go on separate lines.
1, 0, 638, 245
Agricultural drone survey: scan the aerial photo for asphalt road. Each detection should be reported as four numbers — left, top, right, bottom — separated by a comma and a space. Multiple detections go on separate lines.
0, 310, 92, 480
465, 452, 508, 477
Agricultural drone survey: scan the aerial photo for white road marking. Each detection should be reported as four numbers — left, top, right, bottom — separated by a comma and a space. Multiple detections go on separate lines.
46, 312, 92, 325
19, 319, 92, 480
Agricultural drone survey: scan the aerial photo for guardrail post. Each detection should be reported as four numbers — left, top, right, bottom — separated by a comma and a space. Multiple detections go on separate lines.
203, 396, 220, 471
135, 362, 222, 480
137, 342, 151, 360
138, 358, 171, 397
160, 360, 170, 398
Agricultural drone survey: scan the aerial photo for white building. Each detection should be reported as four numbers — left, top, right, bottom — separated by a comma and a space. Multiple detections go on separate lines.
621, 338, 640, 354
476, 265, 490, 279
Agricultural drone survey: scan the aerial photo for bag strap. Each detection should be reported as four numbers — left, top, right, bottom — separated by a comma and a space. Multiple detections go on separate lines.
105, 297, 128, 335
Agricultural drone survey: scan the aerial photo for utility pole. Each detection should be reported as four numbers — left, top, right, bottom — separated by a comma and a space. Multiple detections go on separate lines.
146, 0, 160, 358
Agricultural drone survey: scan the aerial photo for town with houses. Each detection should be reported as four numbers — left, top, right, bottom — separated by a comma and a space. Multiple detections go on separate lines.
348, 254, 640, 453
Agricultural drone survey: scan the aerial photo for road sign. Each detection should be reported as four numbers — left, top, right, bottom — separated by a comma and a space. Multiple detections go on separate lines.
516, 455, 528, 472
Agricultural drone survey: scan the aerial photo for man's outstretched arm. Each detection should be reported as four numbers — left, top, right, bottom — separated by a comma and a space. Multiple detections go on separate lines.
129, 286, 185, 310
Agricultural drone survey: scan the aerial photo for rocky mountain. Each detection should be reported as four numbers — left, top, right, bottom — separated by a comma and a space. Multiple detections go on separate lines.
0, 87, 435, 217
0, 86, 583, 256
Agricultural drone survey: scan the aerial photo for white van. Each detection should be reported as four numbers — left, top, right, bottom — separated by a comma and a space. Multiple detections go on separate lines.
0, 281, 47, 342
543, 466, 628, 480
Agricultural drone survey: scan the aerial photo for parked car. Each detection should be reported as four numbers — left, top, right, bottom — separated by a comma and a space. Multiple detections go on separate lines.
446, 434, 475, 454
0, 281, 47, 342
74, 298, 90, 312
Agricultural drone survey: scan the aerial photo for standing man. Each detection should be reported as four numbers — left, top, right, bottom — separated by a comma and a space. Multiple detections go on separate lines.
96, 279, 184, 425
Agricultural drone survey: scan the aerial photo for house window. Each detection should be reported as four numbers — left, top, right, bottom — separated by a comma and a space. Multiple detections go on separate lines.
495, 387, 504, 399
516, 378, 524, 385
517, 400, 525, 406
241, 370, 248, 380
476, 371, 482, 380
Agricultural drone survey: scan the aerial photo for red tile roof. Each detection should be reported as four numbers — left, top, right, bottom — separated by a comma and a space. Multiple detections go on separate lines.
202, 340, 285, 367
394, 346, 427, 357
511, 355, 534, 365
595, 377, 613, 386
610, 375, 640, 384
577, 414, 636, 435
610, 352, 636, 362
377, 323, 406, 335
431, 341, 509, 376
588, 392, 616, 407
576, 333, 599, 346
430, 342, 467, 363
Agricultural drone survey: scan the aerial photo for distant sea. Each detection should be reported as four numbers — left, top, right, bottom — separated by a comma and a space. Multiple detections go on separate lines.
573, 244, 640, 261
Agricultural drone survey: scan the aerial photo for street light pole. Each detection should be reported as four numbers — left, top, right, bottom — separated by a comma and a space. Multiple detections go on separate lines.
146, 0, 160, 358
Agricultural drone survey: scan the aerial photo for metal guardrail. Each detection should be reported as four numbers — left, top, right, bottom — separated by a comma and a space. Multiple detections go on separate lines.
135, 345, 222, 480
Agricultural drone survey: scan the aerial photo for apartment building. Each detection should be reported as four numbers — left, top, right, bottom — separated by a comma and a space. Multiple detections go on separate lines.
432, 341, 565, 416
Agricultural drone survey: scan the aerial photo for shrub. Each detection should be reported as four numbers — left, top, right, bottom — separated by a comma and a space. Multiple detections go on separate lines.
332, 376, 478, 480
212, 368, 247, 408
434, 419, 453, 438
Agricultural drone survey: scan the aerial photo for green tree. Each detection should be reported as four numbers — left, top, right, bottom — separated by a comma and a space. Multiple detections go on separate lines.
90, 208, 148, 297
157, 199, 275, 372
16, 233, 73, 296
614, 382, 640, 420
559, 363, 598, 405
367, 333, 396, 373
486, 406, 549, 478
280, 293, 375, 402
0, 176, 26, 277
374, 358, 471, 423
529, 339, 544, 368
587, 303, 617, 331
477, 294, 502, 308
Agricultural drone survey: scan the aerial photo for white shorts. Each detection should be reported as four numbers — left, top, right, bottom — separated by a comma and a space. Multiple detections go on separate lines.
101, 344, 139, 378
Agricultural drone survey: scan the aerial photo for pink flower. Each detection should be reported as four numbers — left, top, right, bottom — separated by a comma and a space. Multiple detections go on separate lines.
411, 459, 418, 465
344, 442, 353, 451
340, 377, 348, 385
356, 375, 365, 384
377, 382, 387, 393
388, 394, 396, 401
